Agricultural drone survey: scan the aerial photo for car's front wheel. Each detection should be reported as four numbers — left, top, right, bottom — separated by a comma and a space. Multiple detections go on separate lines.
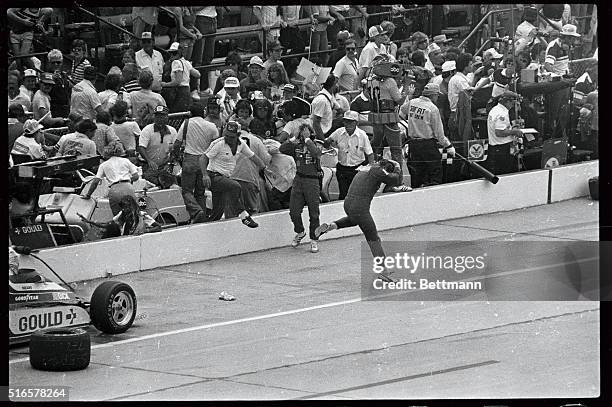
90, 281, 137, 334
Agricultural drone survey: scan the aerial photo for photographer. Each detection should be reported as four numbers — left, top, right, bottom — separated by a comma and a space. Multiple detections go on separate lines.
280, 123, 322, 253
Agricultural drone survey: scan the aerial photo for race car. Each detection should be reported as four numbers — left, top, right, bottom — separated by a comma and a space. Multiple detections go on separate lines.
9, 246, 137, 346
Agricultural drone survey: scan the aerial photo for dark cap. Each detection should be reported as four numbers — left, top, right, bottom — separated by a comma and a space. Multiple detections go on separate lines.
154, 105, 169, 115
225, 121, 241, 134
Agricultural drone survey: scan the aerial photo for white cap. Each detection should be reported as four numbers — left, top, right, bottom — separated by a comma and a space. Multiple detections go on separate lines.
224, 77, 240, 88
249, 56, 265, 68
483, 48, 503, 59
441, 60, 456, 73
343, 110, 359, 121
168, 42, 181, 52
24, 69, 38, 77
560, 24, 581, 37
427, 43, 441, 55
368, 25, 387, 38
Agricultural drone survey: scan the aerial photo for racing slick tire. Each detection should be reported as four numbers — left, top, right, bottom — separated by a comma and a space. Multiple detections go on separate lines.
90, 281, 137, 334
29, 328, 91, 371
588, 176, 598, 200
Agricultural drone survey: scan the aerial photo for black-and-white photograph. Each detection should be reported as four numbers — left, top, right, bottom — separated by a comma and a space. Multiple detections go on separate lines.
7, 3, 600, 402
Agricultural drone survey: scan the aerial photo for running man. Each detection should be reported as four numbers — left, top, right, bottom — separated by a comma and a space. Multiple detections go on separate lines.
315, 158, 400, 281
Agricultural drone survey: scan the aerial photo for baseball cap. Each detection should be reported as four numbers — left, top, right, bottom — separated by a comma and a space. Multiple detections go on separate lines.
441, 60, 456, 73
249, 56, 265, 68
343, 110, 359, 121
224, 77, 240, 88
560, 24, 581, 37
337, 30, 351, 41
225, 121, 241, 134
168, 42, 181, 52
368, 25, 387, 38
498, 90, 520, 101
433, 34, 452, 43
154, 105, 169, 115
23, 119, 44, 135
40, 72, 55, 85
24, 69, 37, 78
421, 83, 440, 96
411, 31, 428, 43
282, 83, 297, 92
484, 48, 503, 59
141, 32, 153, 40
427, 43, 441, 55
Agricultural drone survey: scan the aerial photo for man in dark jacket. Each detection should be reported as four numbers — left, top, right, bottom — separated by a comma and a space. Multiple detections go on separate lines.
315, 158, 401, 281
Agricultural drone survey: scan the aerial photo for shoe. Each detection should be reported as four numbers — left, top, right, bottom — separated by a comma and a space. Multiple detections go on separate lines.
242, 215, 258, 228
192, 211, 207, 224
191, 90, 201, 100
314, 223, 331, 239
310, 240, 319, 253
390, 185, 412, 192
291, 231, 306, 247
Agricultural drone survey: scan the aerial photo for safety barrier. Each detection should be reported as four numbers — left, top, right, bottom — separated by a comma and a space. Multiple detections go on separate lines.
23, 160, 602, 284
549, 160, 599, 203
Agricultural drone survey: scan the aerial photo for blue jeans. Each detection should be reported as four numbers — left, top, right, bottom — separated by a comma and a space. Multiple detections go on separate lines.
180, 153, 207, 219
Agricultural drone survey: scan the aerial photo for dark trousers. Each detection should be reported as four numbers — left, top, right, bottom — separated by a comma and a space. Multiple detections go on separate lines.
181, 153, 207, 219
208, 171, 245, 221
371, 122, 403, 187
164, 86, 191, 113
268, 187, 291, 211
236, 180, 260, 215
484, 143, 516, 175
408, 139, 442, 188
289, 176, 320, 240
336, 163, 360, 200
335, 197, 385, 259
192, 16, 217, 89
279, 26, 306, 55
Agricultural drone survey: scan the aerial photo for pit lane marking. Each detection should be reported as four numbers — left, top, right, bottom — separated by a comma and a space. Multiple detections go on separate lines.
9, 257, 599, 365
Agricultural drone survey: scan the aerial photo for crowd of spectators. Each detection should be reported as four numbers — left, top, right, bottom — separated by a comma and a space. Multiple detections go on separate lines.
7, 5, 598, 243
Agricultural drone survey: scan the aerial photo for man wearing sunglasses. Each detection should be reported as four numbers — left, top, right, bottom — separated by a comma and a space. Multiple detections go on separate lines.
333, 38, 361, 93
46, 49, 72, 119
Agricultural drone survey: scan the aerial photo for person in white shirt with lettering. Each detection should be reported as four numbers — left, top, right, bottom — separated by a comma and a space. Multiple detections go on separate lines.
399, 83, 455, 188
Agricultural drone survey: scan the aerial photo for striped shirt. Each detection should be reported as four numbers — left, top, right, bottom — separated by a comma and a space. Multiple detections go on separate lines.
9, 8, 43, 34
69, 58, 91, 86
123, 80, 142, 93
545, 38, 569, 75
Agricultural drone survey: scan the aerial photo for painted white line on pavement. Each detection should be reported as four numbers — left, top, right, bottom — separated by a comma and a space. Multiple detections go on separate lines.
9, 256, 599, 365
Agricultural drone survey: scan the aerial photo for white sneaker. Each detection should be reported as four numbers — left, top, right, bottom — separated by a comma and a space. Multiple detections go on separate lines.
310, 240, 319, 253
291, 231, 306, 247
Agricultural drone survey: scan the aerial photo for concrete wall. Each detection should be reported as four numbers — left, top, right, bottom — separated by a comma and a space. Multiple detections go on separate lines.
549, 161, 599, 202
28, 162, 597, 283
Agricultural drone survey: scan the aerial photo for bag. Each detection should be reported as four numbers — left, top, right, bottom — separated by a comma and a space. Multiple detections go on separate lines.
158, 9, 177, 28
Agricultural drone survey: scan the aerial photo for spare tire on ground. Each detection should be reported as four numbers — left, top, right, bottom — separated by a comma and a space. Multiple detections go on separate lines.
588, 176, 598, 200
30, 328, 91, 371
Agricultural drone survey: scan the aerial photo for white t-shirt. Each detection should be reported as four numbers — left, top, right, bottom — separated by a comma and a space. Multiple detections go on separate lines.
97, 156, 138, 184
282, 117, 312, 138
333, 56, 360, 91
177, 116, 220, 155
111, 121, 141, 151
138, 124, 178, 166
487, 103, 513, 146
311, 89, 335, 135
359, 41, 387, 69
171, 58, 193, 87
11, 136, 46, 159
205, 137, 255, 177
